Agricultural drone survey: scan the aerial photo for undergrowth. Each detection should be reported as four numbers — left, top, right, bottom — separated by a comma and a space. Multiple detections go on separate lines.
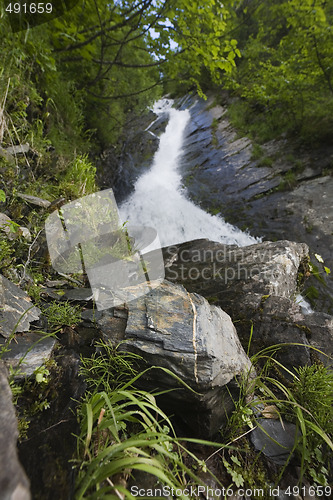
74, 340, 333, 498
75, 341, 227, 499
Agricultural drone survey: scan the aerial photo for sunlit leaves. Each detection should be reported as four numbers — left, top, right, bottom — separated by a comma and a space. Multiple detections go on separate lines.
227, 0, 333, 141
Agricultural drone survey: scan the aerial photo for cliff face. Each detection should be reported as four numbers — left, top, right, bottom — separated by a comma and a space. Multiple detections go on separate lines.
178, 94, 333, 313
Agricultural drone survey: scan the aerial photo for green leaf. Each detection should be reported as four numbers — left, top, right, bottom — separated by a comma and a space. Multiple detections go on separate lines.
0, 190, 5, 203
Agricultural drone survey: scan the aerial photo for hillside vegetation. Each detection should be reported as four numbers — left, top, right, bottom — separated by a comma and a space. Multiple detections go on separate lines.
1, 2, 333, 498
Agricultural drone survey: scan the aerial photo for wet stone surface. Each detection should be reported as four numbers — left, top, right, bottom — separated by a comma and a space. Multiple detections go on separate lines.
115, 280, 253, 437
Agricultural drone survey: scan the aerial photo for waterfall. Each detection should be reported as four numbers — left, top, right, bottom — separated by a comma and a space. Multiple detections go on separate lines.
119, 99, 259, 248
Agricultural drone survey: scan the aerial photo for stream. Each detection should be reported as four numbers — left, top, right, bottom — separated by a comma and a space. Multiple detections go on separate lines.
119, 99, 258, 248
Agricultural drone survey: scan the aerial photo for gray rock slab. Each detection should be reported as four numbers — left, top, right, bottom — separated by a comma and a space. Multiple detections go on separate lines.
0, 332, 56, 379
0, 275, 40, 338
125, 280, 252, 388
62, 288, 93, 302
0, 361, 31, 499
5, 143, 30, 155
163, 239, 309, 320
16, 193, 51, 208
251, 419, 299, 465
119, 280, 253, 436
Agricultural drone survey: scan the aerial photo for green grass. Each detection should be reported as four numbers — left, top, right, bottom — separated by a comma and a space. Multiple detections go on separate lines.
75, 342, 230, 499
74, 340, 333, 497
225, 343, 333, 488
43, 301, 82, 329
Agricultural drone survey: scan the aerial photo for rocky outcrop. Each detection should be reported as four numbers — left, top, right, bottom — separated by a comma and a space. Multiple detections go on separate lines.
100, 280, 253, 437
0, 361, 30, 500
163, 239, 333, 372
163, 239, 309, 319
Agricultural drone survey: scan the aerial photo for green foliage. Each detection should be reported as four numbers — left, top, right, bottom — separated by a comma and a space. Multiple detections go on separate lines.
257, 156, 274, 168
76, 343, 225, 498
291, 364, 333, 435
226, 0, 333, 144
44, 301, 82, 328
278, 170, 297, 190
26, 283, 42, 304
80, 341, 142, 394
279, 363, 333, 486
223, 341, 333, 489
251, 144, 263, 160
58, 154, 96, 199
0, 238, 14, 269
10, 359, 57, 440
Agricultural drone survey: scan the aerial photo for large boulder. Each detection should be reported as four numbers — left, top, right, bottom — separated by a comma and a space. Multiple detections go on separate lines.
163, 239, 309, 320
163, 239, 333, 372
0, 361, 31, 500
100, 280, 253, 437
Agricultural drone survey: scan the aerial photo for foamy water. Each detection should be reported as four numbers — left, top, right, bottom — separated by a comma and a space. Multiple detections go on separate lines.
120, 99, 258, 248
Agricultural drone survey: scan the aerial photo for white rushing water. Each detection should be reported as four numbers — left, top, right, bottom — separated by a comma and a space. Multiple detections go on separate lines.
120, 99, 258, 248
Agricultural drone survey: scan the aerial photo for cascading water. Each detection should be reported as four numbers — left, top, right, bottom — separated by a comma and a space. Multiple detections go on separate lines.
120, 98, 313, 314
120, 99, 258, 248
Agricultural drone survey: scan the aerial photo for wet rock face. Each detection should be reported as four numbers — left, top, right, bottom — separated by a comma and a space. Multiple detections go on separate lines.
0, 275, 40, 338
101, 280, 253, 437
0, 361, 31, 500
97, 110, 168, 203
